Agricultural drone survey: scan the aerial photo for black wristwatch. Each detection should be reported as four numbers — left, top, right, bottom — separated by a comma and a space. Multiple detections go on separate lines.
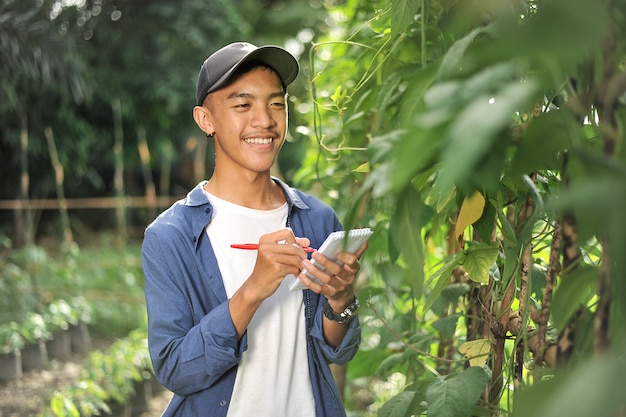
323, 297, 360, 324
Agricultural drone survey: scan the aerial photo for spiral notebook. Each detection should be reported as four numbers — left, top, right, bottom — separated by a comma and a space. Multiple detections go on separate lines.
289, 228, 373, 291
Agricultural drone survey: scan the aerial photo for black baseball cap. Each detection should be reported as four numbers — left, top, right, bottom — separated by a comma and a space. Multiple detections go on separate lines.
195, 42, 299, 106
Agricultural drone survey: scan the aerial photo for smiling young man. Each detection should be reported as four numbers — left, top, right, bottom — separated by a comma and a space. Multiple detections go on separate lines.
142, 42, 367, 417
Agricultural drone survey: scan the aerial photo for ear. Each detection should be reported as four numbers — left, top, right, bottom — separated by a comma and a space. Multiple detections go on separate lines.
193, 105, 215, 137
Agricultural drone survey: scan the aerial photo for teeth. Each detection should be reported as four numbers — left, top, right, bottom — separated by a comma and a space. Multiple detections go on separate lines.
244, 138, 273, 144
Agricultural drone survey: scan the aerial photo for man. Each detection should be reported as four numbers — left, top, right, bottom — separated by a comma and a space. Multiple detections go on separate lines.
142, 42, 366, 417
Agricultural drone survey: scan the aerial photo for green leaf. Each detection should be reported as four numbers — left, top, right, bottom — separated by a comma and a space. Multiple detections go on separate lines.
426, 367, 490, 417
501, 245, 522, 288
548, 177, 626, 243
510, 110, 574, 177
391, 186, 425, 296
398, 63, 439, 126
494, 202, 517, 244
473, 198, 496, 243
427, 173, 457, 214
330, 84, 346, 107
378, 390, 420, 417
376, 352, 406, 377
367, 127, 442, 197
551, 266, 598, 330
431, 313, 461, 339
441, 283, 471, 302
488, 0, 608, 76
438, 26, 491, 80
376, 72, 403, 122
439, 80, 539, 191
391, 0, 421, 35
380, 262, 409, 291
511, 351, 626, 417
462, 242, 499, 284
424, 251, 465, 312
349, 346, 395, 379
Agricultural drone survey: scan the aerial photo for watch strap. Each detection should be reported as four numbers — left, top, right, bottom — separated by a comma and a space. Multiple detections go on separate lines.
323, 297, 360, 324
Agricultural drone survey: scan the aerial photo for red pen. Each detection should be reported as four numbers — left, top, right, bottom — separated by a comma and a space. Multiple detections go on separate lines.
230, 243, 316, 253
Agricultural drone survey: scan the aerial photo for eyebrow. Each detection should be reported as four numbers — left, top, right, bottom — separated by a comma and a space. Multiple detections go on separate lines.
225, 91, 286, 100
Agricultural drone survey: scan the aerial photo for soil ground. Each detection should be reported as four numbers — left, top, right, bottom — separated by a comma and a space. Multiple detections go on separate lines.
0, 338, 173, 417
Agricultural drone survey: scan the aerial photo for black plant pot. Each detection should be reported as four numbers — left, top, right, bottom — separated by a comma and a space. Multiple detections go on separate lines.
0, 351, 23, 382
21, 340, 48, 372
69, 323, 91, 355
47, 331, 71, 361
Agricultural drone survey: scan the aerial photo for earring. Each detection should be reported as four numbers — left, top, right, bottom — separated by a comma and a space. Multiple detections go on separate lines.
206, 132, 214, 139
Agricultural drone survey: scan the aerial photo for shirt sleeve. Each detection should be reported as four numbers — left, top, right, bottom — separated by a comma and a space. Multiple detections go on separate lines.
309, 302, 361, 365
142, 225, 246, 396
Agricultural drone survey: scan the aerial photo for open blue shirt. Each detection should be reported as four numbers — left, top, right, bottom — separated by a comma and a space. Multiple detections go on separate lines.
142, 179, 361, 417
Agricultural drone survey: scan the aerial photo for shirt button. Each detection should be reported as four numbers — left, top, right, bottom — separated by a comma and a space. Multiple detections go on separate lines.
192, 236, 197, 243
205, 207, 210, 213
219, 400, 227, 407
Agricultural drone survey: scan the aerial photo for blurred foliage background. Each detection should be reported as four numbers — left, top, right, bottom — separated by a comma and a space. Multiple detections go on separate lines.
2, 0, 626, 416
0, 0, 323, 239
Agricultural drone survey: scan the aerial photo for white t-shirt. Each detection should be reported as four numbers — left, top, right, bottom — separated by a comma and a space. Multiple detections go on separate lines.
204, 191, 316, 417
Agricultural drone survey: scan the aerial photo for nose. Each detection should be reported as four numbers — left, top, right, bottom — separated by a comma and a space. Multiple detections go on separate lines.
251, 105, 275, 129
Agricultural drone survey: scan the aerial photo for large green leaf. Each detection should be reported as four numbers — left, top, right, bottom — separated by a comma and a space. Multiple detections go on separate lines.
437, 80, 539, 193
378, 390, 418, 417
424, 251, 465, 312
426, 366, 490, 417
397, 63, 439, 126
462, 242, 499, 284
551, 266, 598, 331
511, 350, 626, 417
391, 186, 426, 296
487, 0, 609, 78
473, 198, 496, 243
367, 126, 443, 197
548, 177, 626, 243
391, 0, 421, 35
349, 346, 396, 379
509, 109, 575, 178
438, 25, 493, 80
376, 352, 406, 377
431, 313, 461, 339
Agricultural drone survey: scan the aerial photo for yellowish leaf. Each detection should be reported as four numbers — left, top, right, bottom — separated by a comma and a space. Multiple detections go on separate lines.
459, 339, 492, 368
455, 191, 486, 239
353, 162, 370, 173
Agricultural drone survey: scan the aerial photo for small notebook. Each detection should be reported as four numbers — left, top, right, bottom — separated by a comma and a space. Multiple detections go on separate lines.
289, 228, 373, 291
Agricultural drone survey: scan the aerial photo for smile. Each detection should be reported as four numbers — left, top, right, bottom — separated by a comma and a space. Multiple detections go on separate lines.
244, 138, 274, 144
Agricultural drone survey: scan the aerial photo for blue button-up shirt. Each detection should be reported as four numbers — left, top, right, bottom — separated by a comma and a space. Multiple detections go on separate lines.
142, 179, 361, 416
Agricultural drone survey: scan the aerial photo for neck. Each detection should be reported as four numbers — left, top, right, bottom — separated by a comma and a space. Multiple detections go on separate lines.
204, 171, 284, 210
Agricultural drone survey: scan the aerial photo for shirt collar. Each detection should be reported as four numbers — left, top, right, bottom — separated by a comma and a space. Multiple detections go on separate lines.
182, 178, 309, 211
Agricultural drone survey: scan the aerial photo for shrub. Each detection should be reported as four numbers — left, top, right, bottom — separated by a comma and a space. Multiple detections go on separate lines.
19, 313, 52, 344
0, 321, 25, 355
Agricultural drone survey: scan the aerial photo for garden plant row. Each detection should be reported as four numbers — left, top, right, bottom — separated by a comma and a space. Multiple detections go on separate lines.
0, 296, 163, 417
0, 298, 92, 381
40, 329, 163, 417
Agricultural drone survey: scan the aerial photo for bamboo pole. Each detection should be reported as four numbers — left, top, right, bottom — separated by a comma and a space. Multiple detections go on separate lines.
112, 98, 126, 248
159, 142, 172, 198
137, 125, 157, 220
16, 113, 34, 247
44, 127, 74, 246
